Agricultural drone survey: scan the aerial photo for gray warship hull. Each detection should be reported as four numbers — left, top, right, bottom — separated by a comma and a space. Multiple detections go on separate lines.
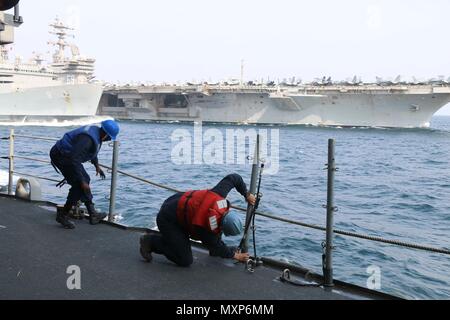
98, 85, 450, 128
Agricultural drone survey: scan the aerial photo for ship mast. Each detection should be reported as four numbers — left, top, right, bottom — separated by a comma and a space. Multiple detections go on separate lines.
46, 17, 96, 84
240, 59, 245, 87
47, 17, 74, 63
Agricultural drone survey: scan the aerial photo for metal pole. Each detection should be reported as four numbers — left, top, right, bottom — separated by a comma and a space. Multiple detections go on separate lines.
108, 141, 119, 222
8, 129, 14, 195
14, 5, 19, 21
242, 134, 261, 253
324, 139, 336, 288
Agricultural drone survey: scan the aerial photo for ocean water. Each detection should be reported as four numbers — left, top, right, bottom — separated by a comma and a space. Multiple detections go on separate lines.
1, 117, 449, 300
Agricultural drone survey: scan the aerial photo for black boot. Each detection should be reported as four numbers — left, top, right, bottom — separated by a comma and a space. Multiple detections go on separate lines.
140, 235, 153, 262
56, 205, 75, 229
85, 202, 107, 225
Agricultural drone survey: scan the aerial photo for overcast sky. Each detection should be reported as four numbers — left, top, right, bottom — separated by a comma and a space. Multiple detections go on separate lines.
7, 0, 450, 114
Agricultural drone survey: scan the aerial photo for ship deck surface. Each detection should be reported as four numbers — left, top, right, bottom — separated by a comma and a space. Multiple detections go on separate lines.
0, 196, 395, 300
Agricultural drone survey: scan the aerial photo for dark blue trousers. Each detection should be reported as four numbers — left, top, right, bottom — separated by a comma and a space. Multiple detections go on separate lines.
149, 193, 194, 267
50, 146, 93, 206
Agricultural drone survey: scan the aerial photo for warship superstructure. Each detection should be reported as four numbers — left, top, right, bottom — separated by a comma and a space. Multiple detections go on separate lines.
0, 17, 102, 122
99, 78, 450, 128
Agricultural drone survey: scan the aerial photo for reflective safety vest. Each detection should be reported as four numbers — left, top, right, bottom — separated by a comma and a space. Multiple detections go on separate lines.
177, 190, 230, 239
55, 125, 102, 162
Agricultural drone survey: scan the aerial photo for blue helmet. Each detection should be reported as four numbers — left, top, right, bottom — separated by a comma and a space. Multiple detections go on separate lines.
101, 120, 120, 141
222, 212, 243, 237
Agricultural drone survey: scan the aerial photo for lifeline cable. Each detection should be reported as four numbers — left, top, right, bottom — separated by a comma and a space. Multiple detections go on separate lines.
2, 144, 449, 256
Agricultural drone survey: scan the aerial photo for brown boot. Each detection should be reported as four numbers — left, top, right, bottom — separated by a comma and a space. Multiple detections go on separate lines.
56, 205, 75, 229
85, 202, 107, 225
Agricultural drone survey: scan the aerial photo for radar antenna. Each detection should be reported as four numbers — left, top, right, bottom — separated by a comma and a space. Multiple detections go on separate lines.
47, 17, 75, 63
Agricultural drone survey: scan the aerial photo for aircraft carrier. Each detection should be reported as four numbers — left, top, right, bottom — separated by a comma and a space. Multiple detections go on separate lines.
98, 79, 450, 128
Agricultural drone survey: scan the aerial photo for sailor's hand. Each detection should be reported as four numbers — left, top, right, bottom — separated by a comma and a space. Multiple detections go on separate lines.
96, 167, 106, 180
234, 252, 250, 263
246, 193, 257, 206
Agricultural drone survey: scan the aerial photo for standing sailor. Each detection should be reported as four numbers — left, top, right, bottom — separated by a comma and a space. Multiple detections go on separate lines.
140, 174, 256, 267
50, 120, 120, 229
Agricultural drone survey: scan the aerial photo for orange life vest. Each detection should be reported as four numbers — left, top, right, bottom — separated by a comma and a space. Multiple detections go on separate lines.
176, 190, 230, 240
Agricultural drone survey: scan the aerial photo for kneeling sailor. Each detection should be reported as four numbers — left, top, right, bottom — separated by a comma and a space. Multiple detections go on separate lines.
140, 174, 256, 267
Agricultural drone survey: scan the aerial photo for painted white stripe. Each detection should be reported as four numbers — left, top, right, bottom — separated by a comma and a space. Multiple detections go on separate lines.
0, 225, 7, 229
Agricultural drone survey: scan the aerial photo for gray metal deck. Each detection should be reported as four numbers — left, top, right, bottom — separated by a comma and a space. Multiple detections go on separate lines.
0, 196, 393, 300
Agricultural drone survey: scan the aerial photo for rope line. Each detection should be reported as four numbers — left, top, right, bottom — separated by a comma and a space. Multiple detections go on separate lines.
332, 229, 450, 255
14, 156, 52, 165
102, 164, 450, 256
99, 164, 182, 193
12, 171, 62, 184
12, 134, 58, 142
2, 143, 449, 256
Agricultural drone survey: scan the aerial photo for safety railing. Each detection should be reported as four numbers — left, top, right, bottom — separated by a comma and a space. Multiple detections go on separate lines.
1, 128, 450, 289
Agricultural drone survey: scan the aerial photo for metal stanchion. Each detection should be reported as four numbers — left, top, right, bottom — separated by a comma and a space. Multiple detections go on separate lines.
8, 129, 14, 195
241, 134, 261, 253
323, 139, 336, 288
108, 141, 119, 222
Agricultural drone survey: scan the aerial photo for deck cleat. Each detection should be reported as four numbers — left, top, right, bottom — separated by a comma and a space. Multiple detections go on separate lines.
69, 202, 86, 220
